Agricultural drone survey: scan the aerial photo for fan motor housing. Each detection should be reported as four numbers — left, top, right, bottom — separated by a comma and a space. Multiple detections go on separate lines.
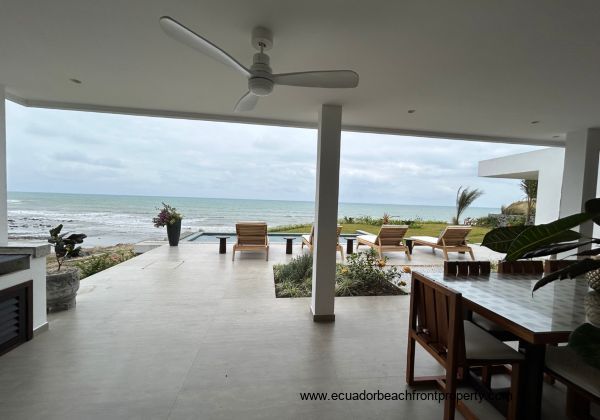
249, 77, 273, 96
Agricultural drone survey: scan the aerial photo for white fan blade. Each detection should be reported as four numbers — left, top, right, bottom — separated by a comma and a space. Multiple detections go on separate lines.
272, 70, 359, 88
160, 16, 250, 78
234, 91, 259, 112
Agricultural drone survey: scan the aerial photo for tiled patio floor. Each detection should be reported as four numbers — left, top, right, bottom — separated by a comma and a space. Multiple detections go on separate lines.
0, 244, 574, 419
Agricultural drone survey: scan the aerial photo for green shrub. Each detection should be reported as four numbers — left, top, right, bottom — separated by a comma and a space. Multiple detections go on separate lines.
337, 248, 405, 296
76, 250, 135, 279
273, 249, 406, 298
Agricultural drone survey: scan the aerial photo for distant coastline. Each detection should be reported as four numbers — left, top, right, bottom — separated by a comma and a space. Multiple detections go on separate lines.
8, 191, 498, 247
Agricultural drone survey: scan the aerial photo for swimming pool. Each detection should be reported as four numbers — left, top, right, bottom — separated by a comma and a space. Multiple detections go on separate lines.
187, 232, 358, 243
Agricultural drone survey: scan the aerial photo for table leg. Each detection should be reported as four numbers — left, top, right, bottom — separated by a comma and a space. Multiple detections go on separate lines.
286, 239, 293, 254
346, 240, 354, 255
517, 342, 545, 420
406, 239, 414, 255
219, 238, 227, 254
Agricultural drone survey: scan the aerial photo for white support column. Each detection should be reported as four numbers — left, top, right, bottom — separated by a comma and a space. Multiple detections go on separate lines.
311, 105, 342, 322
0, 86, 7, 245
559, 128, 600, 242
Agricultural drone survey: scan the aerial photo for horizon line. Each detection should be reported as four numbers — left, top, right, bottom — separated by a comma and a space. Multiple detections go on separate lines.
7, 190, 501, 210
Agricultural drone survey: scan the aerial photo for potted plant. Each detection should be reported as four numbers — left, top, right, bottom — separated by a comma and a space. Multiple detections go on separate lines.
153, 202, 183, 246
46, 224, 87, 312
482, 197, 600, 366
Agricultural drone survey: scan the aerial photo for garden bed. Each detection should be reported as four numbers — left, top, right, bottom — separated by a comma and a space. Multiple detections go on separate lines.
47, 244, 136, 279
273, 249, 408, 298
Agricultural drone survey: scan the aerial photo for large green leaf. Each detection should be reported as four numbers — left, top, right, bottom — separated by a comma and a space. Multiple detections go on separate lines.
533, 258, 600, 292
521, 239, 600, 259
481, 226, 528, 253
505, 212, 591, 261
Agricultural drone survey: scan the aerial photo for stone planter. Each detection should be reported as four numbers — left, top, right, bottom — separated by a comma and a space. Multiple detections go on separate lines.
46, 267, 80, 312
167, 220, 182, 246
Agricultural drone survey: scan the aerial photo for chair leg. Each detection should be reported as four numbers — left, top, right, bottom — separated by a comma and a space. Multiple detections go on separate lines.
444, 369, 457, 420
481, 366, 492, 388
232, 248, 236, 261
443, 248, 449, 260
406, 335, 416, 386
266, 246, 269, 261
508, 362, 520, 420
566, 386, 591, 420
468, 249, 475, 260
406, 250, 411, 261
339, 247, 344, 261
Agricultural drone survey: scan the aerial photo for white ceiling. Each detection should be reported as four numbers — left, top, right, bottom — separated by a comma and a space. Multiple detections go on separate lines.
2, 1, 600, 146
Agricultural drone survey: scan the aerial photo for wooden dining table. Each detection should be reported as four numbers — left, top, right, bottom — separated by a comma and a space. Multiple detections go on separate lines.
412, 271, 589, 420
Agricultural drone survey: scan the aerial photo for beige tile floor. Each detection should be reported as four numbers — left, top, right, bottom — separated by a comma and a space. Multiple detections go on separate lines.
0, 243, 576, 419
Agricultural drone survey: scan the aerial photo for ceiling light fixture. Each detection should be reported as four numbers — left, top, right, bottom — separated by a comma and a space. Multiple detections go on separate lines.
530, 120, 540, 124
408, 109, 416, 114
69, 78, 82, 84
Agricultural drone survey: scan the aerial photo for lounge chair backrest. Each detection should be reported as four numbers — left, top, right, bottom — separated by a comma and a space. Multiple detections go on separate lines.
437, 226, 472, 246
498, 260, 544, 275
236, 222, 268, 245
376, 225, 408, 246
410, 274, 465, 363
308, 225, 342, 245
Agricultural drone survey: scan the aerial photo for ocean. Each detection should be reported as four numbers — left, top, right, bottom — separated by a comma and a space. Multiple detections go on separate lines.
8, 192, 498, 247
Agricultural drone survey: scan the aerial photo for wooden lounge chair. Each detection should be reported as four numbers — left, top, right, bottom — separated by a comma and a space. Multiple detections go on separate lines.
232, 222, 269, 261
410, 226, 474, 260
406, 273, 523, 419
301, 225, 344, 260
356, 225, 411, 260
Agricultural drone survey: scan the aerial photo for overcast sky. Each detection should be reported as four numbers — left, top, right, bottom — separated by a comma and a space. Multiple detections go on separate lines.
5, 101, 546, 208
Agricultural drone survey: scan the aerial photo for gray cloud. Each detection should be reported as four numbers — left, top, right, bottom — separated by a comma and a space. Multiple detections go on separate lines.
6, 100, 545, 207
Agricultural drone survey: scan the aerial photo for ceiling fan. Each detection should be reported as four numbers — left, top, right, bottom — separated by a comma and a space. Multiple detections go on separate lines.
159, 16, 359, 112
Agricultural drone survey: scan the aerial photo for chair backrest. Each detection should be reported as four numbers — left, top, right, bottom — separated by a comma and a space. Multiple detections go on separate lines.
498, 260, 544, 275
235, 222, 267, 245
376, 225, 408, 246
409, 273, 464, 365
308, 225, 342, 245
544, 259, 577, 274
444, 261, 491, 276
437, 226, 472, 246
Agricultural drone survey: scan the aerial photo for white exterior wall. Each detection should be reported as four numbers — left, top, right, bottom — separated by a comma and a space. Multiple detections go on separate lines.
0, 255, 47, 331
478, 148, 564, 224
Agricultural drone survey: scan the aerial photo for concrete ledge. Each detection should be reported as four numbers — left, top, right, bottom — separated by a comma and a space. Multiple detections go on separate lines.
134, 241, 167, 254
33, 322, 49, 336
0, 242, 50, 258
312, 314, 335, 323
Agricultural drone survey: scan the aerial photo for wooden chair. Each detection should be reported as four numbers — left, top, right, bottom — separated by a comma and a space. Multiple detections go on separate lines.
407, 273, 523, 419
232, 222, 269, 261
356, 225, 411, 260
301, 225, 344, 261
497, 260, 544, 275
544, 259, 576, 274
444, 261, 491, 276
545, 345, 600, 419
411, 226, 475, 260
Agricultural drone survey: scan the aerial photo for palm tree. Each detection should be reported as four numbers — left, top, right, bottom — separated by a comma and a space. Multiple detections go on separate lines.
453, 186, 484, 225
520, 179, 538, 223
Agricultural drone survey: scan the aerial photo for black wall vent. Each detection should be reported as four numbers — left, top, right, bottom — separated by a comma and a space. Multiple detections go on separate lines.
0, 281, 33, 356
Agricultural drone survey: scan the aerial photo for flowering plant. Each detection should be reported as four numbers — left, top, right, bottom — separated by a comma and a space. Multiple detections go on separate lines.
153, 202, 183, 228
